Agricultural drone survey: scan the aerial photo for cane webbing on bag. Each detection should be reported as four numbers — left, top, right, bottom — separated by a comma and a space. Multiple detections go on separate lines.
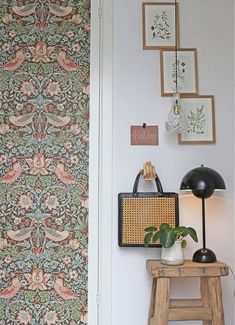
121, 196, 176, 245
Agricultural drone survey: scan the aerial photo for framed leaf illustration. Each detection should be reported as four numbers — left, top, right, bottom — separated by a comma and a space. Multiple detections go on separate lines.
178, 96, 216, 144
142, 2, 180, 50
160, 48, 199, 96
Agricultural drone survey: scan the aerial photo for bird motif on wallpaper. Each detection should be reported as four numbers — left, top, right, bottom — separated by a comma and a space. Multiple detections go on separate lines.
57, 51, 87, 79
7, 227, 32, 242
47, 4, 73, 17
12, 4, 37, 17
53, 278, 86, 307
0, 50, 25, 72
9, 105, 70, 138
0, 162, 23, 184
12, 3, 73, 18
54, 163, 84, 187
45, 112, 71, 128
9, 113, 35, 127
0, 277, 21, 300
41, 218, 70, 242
7, 219, 35, 242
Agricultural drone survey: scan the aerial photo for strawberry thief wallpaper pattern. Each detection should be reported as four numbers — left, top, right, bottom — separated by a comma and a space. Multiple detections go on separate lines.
0, 1, 90, 324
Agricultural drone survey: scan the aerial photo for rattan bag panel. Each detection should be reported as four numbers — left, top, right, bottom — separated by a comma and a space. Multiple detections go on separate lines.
122, 197, 176, 245
119, 194, 178, 246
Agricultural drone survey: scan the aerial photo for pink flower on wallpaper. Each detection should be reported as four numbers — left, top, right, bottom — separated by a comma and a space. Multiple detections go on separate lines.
46, 81, 61, 96
69, 124, 80, 135
81, 312, 88, 323
20, 81, 35, 96
70, 154, 80, 164
71, 14, 83, 25
81, 249, 88, 261
43, 310, 58, 325
17, 310, 32, 325
0, 269, 6, 279
2, 43, 10, 53
0, 124, 10, 135
69, 269, 78, 280
72, 43, 81, 53
83, 83, 90, 94
26, 153, 51, 175
66, 30, 74, 38
81, 197, 88, 209
18, 194, 33, 210
6, 139, 14, 149
9, 29, 16, 37
82, 134, 89, 144
2, 14, 13, 25
0, 238, 8, 250
25, 268, 51, 291
0, 155, 7, 165
4, 256, 12, 264
64, 141, 72, 150
29, 42, 54, 63
68, 239, 80, 251
63, 256, 71, 265
45, 194, 59, 210
84, 24, 90, 33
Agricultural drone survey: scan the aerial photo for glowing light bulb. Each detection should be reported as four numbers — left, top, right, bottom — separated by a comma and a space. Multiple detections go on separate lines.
165, 92, 187, 133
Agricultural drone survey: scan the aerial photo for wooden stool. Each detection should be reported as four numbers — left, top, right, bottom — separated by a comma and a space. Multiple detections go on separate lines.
146, 259, 229, 325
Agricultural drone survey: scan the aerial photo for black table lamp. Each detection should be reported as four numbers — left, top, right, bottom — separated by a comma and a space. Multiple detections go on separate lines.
180, 164, 226, 263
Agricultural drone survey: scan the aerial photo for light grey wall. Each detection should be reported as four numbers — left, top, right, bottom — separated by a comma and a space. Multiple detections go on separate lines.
112, 0, 234, 324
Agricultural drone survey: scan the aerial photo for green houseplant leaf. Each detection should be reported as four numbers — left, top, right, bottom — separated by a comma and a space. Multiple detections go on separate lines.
144, 223, 198, 248
160, 231, 175, 248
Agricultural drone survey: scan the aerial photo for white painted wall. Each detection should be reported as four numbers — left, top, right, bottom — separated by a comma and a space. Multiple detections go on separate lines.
112, 0, 234, 325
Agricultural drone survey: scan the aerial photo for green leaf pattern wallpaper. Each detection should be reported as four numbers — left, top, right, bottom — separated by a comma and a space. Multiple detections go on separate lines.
0, 1, 90, 324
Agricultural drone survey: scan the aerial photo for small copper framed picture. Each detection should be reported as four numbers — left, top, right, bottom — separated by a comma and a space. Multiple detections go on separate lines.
178, 96, 216, 144
142, 2, 180, 50
160, 48, 199, 96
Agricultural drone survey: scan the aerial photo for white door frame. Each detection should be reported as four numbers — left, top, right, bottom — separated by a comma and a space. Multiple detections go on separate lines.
89, 0, 113, 324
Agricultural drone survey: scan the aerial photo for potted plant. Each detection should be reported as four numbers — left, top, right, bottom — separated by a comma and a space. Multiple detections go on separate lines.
144, 223, 198, 265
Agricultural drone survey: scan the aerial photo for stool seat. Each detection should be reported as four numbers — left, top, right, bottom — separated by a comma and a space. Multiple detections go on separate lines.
146, 259, 229, 325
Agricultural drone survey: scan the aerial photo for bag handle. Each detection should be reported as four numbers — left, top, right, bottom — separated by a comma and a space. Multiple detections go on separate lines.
132, 172, 164, 195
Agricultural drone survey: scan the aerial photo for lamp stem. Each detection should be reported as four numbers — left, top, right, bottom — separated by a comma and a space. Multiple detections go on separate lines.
202, 197, 206, 249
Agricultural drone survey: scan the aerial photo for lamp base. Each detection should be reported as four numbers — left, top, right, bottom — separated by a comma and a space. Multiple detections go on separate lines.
192, 248, 217, 263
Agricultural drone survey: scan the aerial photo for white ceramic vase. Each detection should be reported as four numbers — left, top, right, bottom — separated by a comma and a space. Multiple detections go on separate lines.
161, 240, 184, 265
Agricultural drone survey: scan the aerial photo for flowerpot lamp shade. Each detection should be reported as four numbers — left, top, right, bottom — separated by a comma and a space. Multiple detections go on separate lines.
180, 164, 225, 263
180, 165, 225, 198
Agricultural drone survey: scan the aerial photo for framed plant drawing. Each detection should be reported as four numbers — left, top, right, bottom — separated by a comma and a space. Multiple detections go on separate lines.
160, 48, 198, 96
178, 96, 216, 144
142, 2, 179, 50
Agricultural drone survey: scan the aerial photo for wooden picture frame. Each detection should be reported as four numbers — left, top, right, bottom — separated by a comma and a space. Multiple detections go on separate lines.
178, 96, 216, 144
142, 2, 179, 50
160, 48, 199, 96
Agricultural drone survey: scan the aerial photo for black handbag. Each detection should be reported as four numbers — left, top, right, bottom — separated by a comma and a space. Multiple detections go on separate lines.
118, 172, 179, 247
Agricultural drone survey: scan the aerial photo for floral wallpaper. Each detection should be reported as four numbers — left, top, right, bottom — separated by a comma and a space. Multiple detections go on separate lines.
0, 1, 90, 324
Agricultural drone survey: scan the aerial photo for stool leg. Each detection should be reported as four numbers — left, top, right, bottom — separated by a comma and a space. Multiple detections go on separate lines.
207, 277, 225, 325
148, 278, 157, 325
201, 277, 212, 325
151, 278, 170, 325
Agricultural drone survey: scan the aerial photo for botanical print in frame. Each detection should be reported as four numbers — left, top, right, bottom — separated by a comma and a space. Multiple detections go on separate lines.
178, 96, 216, 144
142, 2, 180, 50
160, 48, 198, 96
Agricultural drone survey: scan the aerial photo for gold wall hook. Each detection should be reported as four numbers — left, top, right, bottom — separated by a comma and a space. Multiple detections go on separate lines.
141, 161, 157, 180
